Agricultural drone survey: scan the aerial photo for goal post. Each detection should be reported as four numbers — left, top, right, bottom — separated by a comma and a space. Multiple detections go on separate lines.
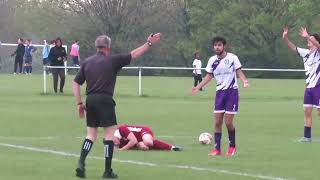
0, 42, 67, 74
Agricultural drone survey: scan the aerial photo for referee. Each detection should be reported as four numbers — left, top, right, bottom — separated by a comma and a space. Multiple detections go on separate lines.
73, 33, 161, 179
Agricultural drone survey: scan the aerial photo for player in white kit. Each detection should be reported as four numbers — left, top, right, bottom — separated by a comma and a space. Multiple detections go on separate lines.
283, 27, 320, 142
191, 37, 249, 156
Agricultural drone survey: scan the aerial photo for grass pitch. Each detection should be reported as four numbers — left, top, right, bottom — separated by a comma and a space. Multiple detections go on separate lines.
0, 74, 318, 180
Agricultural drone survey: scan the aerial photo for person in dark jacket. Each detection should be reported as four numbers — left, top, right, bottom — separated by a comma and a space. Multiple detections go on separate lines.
48, 38, 67, 93
11, 38, 25, 74
23, 39, 37, 75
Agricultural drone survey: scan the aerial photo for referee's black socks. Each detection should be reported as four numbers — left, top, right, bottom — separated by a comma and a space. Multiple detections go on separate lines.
79, 138, 94, 166
103, 140, 114, 172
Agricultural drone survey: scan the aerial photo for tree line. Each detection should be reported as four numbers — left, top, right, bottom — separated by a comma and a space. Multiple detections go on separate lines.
0, 0, 320, 77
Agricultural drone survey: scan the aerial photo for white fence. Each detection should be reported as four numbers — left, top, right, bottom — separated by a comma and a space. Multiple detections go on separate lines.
0, 43, 68, 73
43, 66, 306, 96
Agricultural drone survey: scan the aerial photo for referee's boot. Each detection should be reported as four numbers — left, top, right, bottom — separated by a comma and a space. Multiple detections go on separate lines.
102, 169, 118, 179
75, 162, 86, 178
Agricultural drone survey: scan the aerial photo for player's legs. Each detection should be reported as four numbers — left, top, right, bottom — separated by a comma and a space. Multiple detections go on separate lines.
198, 74, 203, 90
193, 74, 198, 87
152, 139, 171, 150
136, 141, 150, 150
214, 113, 224, 140
224, 89, 238, 155
302, 88, 313, 141
224, 114, 236, 156
208, 112, 224, 156
142, 133, 154, 147
210, 90, 227, 156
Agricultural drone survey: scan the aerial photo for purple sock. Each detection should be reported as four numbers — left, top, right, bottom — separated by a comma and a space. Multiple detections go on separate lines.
304, 126, 311, 138
228, 129, 236, 147
214, 132, 222, 151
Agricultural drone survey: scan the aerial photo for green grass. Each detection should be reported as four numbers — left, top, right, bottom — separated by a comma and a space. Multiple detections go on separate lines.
0, 74, 318, 180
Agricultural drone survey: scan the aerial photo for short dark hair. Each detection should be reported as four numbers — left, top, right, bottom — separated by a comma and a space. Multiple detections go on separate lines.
311, 34, 320, 44
55, 37, 62, 46
212, 37, 227, 46
194, 51, 200, 59
18, 38, 23, 42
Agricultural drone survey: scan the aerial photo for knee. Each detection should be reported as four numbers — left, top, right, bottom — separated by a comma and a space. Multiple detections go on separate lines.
142, 134, 154, 147
215, 121, 223, 128
304, 108, 312, 117
225, 122, 234, 130
143, 139, 153, 147
86, 133, 98, 142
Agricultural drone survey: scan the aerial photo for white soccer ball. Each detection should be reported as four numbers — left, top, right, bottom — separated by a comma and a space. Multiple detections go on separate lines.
198, 132, 213, 145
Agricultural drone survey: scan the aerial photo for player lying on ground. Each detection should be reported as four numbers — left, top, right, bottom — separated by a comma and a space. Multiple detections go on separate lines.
113, 124, 183, 151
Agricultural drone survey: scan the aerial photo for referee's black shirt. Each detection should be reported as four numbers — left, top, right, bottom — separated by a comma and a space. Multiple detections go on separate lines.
74, 52, 131, 96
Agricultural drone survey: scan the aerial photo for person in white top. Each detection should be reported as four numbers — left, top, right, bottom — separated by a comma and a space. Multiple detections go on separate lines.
283, 27, 320, 142
191, 37, 249, 156
192, 52, 203, 90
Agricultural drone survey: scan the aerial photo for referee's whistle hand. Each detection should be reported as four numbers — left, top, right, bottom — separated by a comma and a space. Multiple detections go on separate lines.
147, 33, 162, 44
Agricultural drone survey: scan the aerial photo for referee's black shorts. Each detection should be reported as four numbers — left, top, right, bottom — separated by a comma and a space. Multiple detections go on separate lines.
86, 93, 117, 128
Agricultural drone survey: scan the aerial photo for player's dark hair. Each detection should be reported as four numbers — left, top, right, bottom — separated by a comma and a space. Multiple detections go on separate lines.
18, 38, 24, 42
212, 37, 227, 46
55, 37, 62, 47
194, 51, 200, 59
311, 34, 320, 44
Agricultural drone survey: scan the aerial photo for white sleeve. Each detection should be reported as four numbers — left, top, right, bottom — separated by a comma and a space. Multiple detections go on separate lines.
192, 60, 196, 67
233, 55, 242, 70
205, 59, 213, 73
199, 61, 202, 68
297, 47, 309, 58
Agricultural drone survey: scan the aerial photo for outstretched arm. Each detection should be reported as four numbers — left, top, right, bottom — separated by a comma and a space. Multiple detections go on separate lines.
283, 27, 297, 53
300, 27, 320, 50
190, 73, 213, 94
130, 33, 161, 59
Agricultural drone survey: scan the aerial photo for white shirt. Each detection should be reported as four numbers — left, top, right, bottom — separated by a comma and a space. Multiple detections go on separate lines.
206, 53, 242, 91
297, 47, 320, 88
192, 59, 202, 74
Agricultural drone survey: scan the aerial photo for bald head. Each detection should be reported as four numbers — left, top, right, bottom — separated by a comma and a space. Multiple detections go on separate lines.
95, 35, 111, 49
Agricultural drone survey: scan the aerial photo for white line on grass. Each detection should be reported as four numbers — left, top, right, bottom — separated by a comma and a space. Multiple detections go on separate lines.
0, 135, 197, 140
0, 143, 290, 180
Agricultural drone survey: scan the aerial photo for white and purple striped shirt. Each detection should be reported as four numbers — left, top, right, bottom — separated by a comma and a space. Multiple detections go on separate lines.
206, 53, 242, 91
297, 48, 320, 88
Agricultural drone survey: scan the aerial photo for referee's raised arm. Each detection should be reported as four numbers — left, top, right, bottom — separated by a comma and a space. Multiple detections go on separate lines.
130, 33, 162, 59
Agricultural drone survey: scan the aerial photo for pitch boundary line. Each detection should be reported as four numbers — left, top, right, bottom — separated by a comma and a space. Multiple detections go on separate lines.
0, 142, 290, 180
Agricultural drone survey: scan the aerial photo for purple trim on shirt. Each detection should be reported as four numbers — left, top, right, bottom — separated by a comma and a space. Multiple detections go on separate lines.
211, 59, 221, 72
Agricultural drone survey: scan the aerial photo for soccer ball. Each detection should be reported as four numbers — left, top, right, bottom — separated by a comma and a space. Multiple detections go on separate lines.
198, 132, 213, 145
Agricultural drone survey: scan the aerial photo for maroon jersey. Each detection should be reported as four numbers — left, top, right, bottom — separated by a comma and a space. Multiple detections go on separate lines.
118, 125, 154, 147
